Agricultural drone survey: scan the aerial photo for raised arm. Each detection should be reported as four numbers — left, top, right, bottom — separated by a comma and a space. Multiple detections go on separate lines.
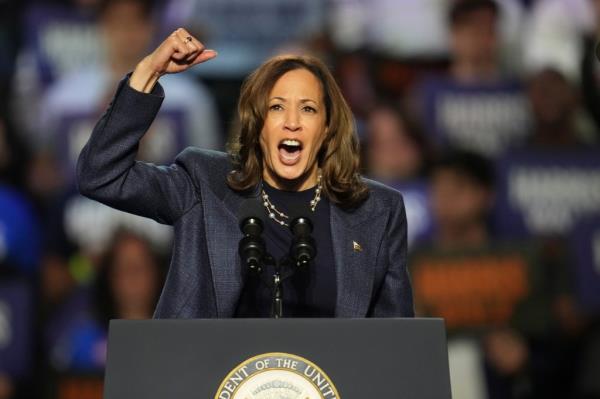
76, 28, 218, 225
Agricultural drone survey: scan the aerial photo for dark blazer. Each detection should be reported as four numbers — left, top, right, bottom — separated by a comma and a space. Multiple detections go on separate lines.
76, 77, 414, 318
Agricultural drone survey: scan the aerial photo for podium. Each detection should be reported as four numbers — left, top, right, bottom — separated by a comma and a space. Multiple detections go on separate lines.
103, 318, 451, 398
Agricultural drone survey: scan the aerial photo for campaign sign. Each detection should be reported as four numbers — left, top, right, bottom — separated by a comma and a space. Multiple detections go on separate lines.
22, 4, 100, 87
57, 109, 187, 180
410, 242, 552, 335
419, 76, 530, 158
0, 279, 33, 377
55, 374, 103, 399
570, 215, 600, 312
494, 148, 600, 238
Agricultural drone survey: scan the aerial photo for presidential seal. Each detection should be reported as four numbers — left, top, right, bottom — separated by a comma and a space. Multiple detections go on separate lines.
215, 352, 340, 399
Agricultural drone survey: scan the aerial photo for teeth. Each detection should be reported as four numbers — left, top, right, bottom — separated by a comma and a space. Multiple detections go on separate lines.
282, 139, 301, 147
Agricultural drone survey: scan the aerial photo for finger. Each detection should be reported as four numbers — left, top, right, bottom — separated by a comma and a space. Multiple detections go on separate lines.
190, 49, 218, 66
168, 32, 192, 61
174, 28, 201, 61
188, 36, 205, 53
175, 28, 204, 58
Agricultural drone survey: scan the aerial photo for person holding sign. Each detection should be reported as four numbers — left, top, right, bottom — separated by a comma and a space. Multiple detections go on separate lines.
76, 28, 414, 318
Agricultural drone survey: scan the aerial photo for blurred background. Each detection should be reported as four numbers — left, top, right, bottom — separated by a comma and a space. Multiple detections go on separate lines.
1, 0, 600, 398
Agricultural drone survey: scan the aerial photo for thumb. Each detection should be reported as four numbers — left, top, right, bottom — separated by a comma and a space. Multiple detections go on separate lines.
191, 49, 218, 66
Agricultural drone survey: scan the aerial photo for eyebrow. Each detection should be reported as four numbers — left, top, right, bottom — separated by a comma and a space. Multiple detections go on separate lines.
269, 96, 319, 104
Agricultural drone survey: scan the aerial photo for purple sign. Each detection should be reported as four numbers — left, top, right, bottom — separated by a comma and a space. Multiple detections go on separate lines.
0, 280, 33, 377
571, 215, 600, 312
494, 148, 600, 237
22, 4, 101, 87
419, 76, 530, 158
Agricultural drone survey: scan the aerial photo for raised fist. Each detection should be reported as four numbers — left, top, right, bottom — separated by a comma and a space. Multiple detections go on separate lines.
130, 28, 217, 92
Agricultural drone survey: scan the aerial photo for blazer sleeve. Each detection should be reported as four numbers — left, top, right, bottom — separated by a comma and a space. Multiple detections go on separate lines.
76, 76, 199, 225
370, 193, 415, 317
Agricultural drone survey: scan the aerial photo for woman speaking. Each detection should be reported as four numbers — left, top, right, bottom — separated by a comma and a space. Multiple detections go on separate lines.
77, 28, 414, 318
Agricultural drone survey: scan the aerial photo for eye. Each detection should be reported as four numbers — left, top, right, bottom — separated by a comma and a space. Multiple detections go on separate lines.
302, 105, 317, 113
269, 104, 283, 111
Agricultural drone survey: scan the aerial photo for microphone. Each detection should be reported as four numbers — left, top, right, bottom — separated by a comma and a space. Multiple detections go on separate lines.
288, 208, 317, 268
238, 198, 266, 273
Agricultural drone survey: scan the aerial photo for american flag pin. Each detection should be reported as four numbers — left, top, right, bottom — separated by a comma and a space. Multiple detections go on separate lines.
353, 241, 362, 252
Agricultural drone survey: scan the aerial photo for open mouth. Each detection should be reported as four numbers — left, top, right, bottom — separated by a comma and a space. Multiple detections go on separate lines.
278, 139, 303, 165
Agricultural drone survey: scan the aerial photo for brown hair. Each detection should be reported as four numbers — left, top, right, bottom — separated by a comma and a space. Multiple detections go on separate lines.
227, 54, 369, 208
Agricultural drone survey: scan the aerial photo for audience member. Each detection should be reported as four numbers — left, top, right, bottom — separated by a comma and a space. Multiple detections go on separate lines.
364, 102, 431, 183
416, 0, 530, 158
40, 0, 222, 169
11, 0, 103, 145
527, 68, 587, 148
363, 102, 434, 247
581, 0, 600, 136
410, 150, 566, 399
45, 230, 164, 373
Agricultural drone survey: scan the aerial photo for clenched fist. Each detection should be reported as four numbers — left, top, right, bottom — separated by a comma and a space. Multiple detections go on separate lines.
129, 28, 217, 93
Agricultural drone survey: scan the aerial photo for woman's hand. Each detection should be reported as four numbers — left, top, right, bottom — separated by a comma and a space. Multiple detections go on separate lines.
129, 28, 217, 93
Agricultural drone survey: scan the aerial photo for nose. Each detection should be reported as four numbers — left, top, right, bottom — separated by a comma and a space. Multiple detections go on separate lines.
283, 108, 301, 132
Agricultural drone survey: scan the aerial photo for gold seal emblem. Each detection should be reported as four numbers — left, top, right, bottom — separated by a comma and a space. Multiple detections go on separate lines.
214, 352, 340, 399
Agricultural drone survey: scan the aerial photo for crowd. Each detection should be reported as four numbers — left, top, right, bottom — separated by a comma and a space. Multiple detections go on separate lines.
0, 0, 599, 398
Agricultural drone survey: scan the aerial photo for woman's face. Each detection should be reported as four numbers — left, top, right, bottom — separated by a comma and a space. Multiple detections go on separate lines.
110, 236, 158, 318
367, 108, 422, 181
259, 68, 327, 190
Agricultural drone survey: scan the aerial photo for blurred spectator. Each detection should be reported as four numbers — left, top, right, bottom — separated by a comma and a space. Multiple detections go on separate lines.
527, 68, 585, 148
334, 51, 377, 122
40, 0, 221, 164
428, 150, 494, 248
416, 0, 530, 158
410, 150, 566, 399
0, 113, 37, 399
492, 67, 600, 239
0, 278, 35, 399
523, 0, 594, 85
363, 102, 435, 247
11, 0, 103, 145
0, 187, 42, 277
0, 110, 30, 192
0, 112, 40, 277
45, 230, 164, 373
581, 0, 600, 135
364, 102, 431, 183
0, 1, 23, 92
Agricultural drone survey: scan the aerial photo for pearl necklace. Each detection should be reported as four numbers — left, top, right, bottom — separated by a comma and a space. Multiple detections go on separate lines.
261, 172, 323, 227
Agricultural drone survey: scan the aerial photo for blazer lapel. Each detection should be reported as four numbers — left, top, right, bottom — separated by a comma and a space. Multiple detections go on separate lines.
331, 204, 388, 317
202, 187, 258, 317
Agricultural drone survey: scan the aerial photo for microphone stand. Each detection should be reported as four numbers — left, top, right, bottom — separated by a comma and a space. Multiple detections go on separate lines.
272, 269, 283, 319
270, 257, 294, 319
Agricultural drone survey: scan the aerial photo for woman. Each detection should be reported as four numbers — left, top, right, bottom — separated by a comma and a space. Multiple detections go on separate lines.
77, 28, 413, 318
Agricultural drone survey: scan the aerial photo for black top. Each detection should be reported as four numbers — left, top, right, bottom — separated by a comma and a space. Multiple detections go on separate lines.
235, 181, 337, 317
